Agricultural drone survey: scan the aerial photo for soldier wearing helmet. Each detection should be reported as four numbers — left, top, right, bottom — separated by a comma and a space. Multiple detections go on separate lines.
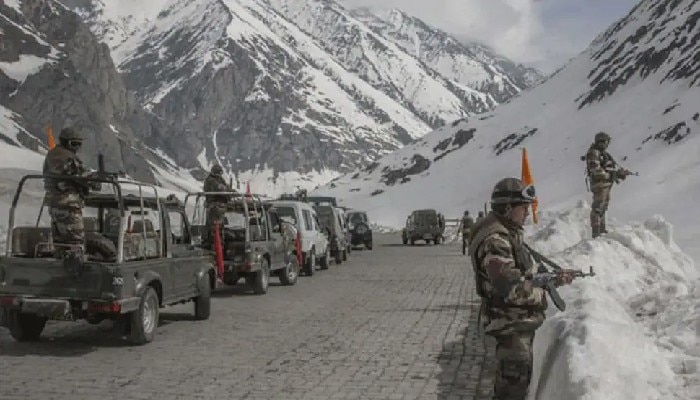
476, 210, 485, 222
203, 164, 233, 247
43, 127, 114, 259
468, 178, 574, 400
585, 132, 629, 238
461, 210, 475, 254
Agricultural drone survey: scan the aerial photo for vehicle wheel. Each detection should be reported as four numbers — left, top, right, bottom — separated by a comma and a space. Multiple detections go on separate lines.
279, 257, 300, 286
426, 239, 432, 245
347, 245, 352, 255
194, 275, 211, 320
7, 311, 47, 342
319, 247, 330, 270
342, 249, 348, 261
305, 250, 316, 276
129, 286, 159, 345
251, 262, 270, 295
410, 238, 415, 246
402, 236, 407, 245
366, 241, 373, 250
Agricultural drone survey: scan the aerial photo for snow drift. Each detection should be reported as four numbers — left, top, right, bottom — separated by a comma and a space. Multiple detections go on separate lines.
527, 202, 699, 400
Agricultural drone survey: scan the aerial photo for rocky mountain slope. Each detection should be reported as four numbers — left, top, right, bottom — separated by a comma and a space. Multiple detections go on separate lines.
0, 0, 179, 183
314, 0, 700, 257
54, 0, 539, 194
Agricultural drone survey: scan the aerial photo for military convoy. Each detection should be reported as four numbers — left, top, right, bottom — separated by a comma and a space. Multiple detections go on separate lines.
0, 175, 215, 344
0, 178, 362, 345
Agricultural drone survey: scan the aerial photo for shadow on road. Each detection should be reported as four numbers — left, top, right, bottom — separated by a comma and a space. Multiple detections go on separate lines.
0, 324, 129, 357
435, 300, 496, 400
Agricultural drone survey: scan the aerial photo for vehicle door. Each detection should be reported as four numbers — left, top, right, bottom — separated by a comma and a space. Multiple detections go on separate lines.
311, 212, 328, 254
167, 209, 199, 296
267, 210, 285, 269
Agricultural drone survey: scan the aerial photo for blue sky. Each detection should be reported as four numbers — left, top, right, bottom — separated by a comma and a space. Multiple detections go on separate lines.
340, 0, 640, 72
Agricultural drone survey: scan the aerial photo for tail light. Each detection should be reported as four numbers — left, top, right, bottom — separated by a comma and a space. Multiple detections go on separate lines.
0, 296, 19, 307
87, 301, 121, 313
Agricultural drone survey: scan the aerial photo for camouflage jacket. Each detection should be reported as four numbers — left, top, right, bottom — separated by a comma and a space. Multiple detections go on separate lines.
43, 146, 92, 205
203, 174, 230, 205
461, 215, 475, 234
468, 212, 546, 334
585, 144, 617, 188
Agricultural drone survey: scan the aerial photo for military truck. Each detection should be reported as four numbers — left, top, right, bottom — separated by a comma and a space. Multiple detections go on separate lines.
0, 175, 215, 345
401, 209, 446, 245
345, 210, 373, 250
186, 192, 300, 294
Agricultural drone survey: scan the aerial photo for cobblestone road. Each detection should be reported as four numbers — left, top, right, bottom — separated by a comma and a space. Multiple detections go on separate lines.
0, 234, 494, 400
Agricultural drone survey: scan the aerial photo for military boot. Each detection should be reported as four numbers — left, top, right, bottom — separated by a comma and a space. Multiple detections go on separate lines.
600, 217, 608, 234
591, 225, 601, 239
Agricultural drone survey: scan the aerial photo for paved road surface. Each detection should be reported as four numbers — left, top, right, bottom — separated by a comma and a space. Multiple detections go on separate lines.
0, 234, 495, 400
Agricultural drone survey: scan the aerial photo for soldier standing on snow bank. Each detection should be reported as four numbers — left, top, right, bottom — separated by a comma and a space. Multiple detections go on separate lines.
203, 164, 233, 246
469, 177, 575, 400
43, 127, 115, 259
585, 132, 633, 238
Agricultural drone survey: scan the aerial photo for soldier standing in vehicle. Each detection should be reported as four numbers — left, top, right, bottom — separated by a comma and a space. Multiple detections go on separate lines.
43, 127, 114, 259
203, 164, 232, 246
476, 211, 485, 222
469, 178, 574, 400
585, 132, 631, 238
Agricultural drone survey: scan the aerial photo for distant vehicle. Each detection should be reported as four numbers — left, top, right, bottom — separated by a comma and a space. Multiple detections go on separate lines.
345, 210, 373, 250
186, 192, 300, 294
401, 209, 446, 245
0, 175, 215, 345
269, 199, 330, 275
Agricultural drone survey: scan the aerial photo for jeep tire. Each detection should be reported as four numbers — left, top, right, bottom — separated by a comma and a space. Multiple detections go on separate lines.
129, 287, 159, 345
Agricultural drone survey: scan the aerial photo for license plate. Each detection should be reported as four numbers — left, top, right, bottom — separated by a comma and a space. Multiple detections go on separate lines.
21, 298, 72, 320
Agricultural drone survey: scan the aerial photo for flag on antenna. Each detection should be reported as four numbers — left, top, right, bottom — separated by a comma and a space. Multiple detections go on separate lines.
46, 125, 55, 150
245, 181, 251, 197
521, 148, 538, 224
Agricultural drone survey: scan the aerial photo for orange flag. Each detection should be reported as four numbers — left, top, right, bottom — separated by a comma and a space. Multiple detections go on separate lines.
521, 148, 538, 224
45, 125, 55, 150
245, 181, 251, 197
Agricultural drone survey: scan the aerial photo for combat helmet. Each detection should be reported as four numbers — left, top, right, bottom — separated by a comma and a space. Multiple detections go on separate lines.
211, 164, 223, 176
594, 132, 611, 143
58, 127, 83, 152
490, 177, 536, 205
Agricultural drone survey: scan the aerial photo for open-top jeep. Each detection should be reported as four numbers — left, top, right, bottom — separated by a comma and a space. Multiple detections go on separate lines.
186, 192, 300, 294
0, 175, 215, 345
401, 209, 446, 245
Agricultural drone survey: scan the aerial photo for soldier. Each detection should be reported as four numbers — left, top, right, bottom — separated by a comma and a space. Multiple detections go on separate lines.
43, 127, 115, 260
203, 164, 232, 246
585, 132, 631, 238
477, 211, 485, 222
461, 210, 475, 254
468, 177, 574, 400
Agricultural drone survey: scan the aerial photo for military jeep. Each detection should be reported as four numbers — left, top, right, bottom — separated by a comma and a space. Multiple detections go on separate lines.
186, 192, 300, 294
345, 210, 373, 250
401, 209, 446, 245
0, 175, 216, 345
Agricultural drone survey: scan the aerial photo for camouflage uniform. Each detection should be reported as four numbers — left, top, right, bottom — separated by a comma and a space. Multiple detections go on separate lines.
468, 178, 545, 400
461, 211, 475, 252
585, 132, 627, 237
203, 165, 231, 245
43, 127, 116, 260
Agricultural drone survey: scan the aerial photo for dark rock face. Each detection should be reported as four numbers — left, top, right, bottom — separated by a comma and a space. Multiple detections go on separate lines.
380, 154, 431, 186
0, 0, 171, 182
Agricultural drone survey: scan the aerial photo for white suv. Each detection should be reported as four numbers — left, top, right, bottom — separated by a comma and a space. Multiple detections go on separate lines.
269, 200, 330, 276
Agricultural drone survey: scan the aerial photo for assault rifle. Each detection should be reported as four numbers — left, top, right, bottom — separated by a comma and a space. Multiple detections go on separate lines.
523, 243, 596, 311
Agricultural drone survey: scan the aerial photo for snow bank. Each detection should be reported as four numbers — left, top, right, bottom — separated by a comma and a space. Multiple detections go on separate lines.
527, 202, 699, 400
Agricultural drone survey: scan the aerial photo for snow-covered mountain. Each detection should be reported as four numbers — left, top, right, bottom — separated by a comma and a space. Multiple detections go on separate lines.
314, 0, 700, 259
55, 0, 539, 195
351, 7, 542, 105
